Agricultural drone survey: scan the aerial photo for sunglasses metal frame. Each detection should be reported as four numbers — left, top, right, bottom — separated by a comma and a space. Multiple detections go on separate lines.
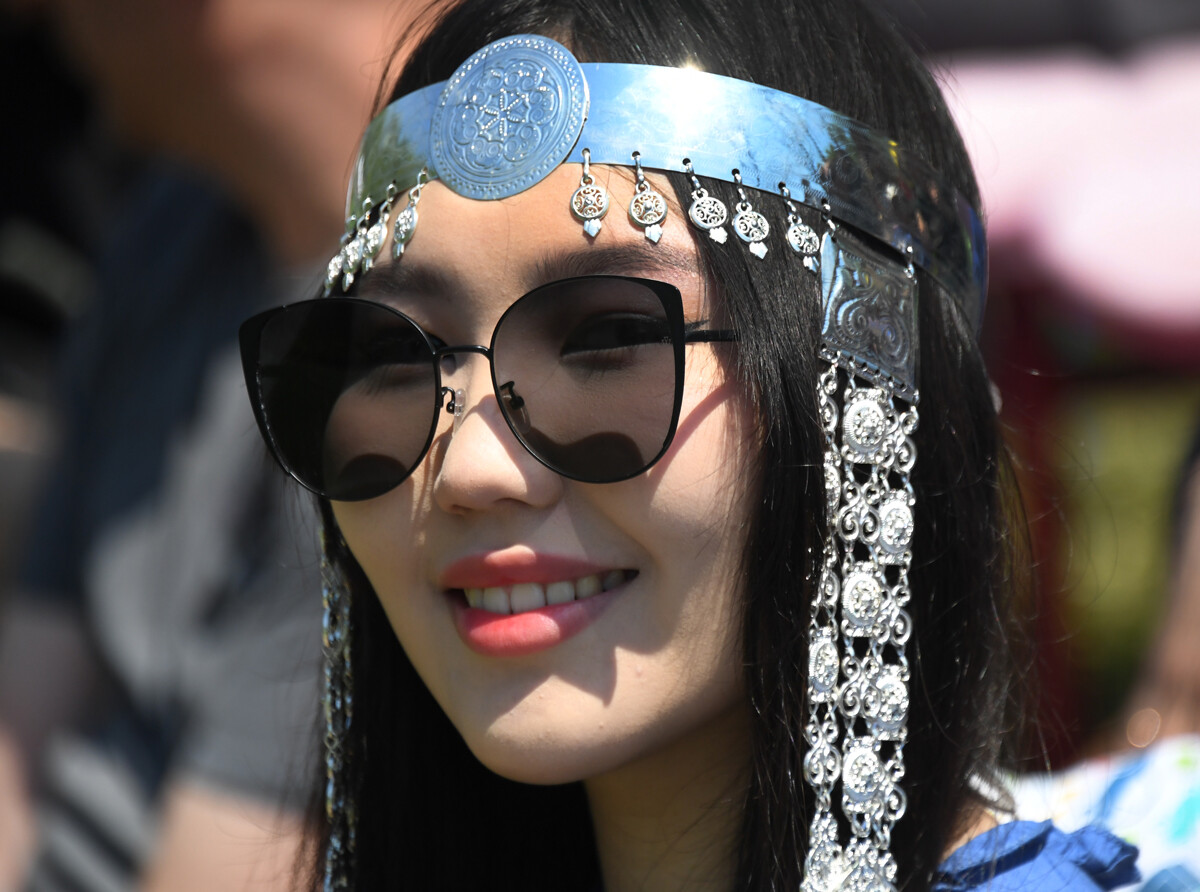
240, 275, 737, 500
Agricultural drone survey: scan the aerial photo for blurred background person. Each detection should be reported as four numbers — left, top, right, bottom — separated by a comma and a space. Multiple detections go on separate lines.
0, 1, 418, 889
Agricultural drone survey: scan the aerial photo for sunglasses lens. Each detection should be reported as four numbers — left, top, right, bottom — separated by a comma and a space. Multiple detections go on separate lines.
253, 300, 439, 500
492, 277, 680, 482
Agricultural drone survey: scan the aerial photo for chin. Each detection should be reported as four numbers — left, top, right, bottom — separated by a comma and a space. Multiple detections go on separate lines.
460, 724, 620, 786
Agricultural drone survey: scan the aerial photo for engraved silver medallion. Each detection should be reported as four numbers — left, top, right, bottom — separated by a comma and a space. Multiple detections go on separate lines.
870, 665, 908, 739
571, 182, 609, 238
733, 206, 770, 258
629, 188, 667, 243
878, 492, 914, 559
362, 217, 387, 272
687, 191, 728, 243
392, 205, 418, 259
842, 564, 883, 635
787, 220, 820, 255
430, 34, 589, 200
341, 234, 364, 290
842, 738, 883, 810
843, 390, 888, 458
808, 629, 840, 702
324, 253, 342, 296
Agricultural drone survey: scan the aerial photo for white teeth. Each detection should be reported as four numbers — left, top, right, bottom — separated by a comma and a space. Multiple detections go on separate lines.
462, 571, 632, 614
575, 575, 602, 599
545, 580, 575, 605
509, 582, 546, 612
482, 586, 510, 614
602, 570, 625, 592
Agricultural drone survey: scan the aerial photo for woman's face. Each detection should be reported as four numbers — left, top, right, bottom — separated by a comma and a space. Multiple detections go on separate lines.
333, 164, 756, 784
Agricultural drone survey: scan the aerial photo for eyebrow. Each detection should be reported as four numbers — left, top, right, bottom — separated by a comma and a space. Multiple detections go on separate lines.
355, 241, 699, 300
531, 242, 698, 284
355, 260, 455, 300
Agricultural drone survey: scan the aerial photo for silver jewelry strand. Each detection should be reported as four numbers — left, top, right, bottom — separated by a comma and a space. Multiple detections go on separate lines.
780, 183, 820, 272
683, 158, 729, 243
361, 183, 397, 274
628, 151, 668, 243
804, 227, 919, 892
321, 532, 355, 892
321, 181, 403, 296
570, 148, 610, 237
392, 169, 428, 259
731, 170, 770, 259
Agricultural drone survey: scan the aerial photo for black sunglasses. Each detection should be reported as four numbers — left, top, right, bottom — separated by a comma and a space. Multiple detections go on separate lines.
239, 275, 736, 501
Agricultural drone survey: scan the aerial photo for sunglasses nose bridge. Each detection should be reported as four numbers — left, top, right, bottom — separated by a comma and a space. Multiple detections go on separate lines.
433, 344, 499, 431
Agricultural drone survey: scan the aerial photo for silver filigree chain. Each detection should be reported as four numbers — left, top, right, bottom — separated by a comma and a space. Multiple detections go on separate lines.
321, 534, 356, 891
803, 353, 918, 892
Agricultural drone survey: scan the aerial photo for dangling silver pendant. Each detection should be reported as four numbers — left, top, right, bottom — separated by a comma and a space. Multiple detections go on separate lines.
629, 188, 667, 243
627, 151, 667, 243
786, 220, 819, 254
361, 187, 396, 273
341, 232, 364, 290
780, 183, 819, 272
687, 190, 729, 243
733, 204, 770, 259
391, 171, 428, 260
571, 148, 609, 238
363, 218, 387, 269
571, 183, 610, 237
323, 251, 343, 296
392, 205, 418, 258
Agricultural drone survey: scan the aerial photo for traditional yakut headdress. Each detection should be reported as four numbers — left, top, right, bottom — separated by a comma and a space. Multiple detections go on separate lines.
314, 34, 987, 892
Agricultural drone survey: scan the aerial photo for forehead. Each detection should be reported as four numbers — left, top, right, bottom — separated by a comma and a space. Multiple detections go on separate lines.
356, 164, 708, 312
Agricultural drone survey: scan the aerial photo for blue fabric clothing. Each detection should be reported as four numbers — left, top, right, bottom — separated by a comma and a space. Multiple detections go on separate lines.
934, 820, 1140, 891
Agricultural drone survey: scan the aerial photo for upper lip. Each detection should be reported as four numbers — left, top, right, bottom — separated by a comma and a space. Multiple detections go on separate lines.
437, 547, 621, 590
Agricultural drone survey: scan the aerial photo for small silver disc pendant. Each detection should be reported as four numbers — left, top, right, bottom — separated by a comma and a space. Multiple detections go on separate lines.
324, 253, 342, 296
361, 216, 388, 273
392, 206, 418, 259
629, 188, 667, 243
733, 207, 770, 259
687, 191, 728, 243
341, 233, 364, 290
571, 183, 610, 237
787, 220, 819, 254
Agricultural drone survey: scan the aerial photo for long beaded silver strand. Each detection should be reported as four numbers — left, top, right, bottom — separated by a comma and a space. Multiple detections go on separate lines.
803, 227, 919, 892
320, 532, 355, 891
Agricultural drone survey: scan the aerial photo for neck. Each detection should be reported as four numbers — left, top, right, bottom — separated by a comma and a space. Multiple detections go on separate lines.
585, 704, 750, 892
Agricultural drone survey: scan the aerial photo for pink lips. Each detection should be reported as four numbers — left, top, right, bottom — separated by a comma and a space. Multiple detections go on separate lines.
439, 549, 626, 657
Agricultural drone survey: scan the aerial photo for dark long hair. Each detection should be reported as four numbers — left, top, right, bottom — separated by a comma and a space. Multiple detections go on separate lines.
311, 0, 1027, 888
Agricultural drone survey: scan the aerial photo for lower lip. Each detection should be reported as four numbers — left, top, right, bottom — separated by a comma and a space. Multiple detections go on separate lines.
450, 587, 619, 657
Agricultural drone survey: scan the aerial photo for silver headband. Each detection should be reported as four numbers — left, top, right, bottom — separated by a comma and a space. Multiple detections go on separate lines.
342, 34, 986, 334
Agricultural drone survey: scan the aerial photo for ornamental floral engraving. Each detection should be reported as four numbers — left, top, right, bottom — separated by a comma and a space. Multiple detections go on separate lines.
430, 35, 587, 200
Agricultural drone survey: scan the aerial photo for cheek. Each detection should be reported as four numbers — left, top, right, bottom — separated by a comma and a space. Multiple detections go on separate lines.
330, 493, 425, 612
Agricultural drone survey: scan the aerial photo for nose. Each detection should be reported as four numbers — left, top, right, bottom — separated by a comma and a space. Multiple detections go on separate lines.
431, 353, 563, 514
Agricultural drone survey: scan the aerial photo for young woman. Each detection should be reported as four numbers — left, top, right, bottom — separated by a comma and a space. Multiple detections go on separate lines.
239, 0, 1141, 889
